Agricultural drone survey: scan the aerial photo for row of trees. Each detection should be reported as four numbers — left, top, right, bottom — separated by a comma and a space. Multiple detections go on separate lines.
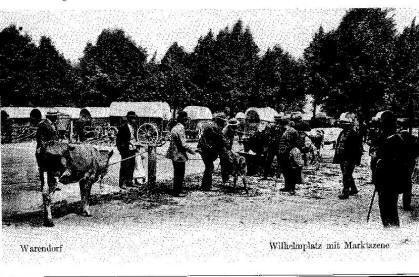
304, 9, 419, 120
1, 9, 418, 120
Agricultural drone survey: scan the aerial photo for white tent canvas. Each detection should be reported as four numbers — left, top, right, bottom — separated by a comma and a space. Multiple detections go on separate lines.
109, 102, 172, 120
183, 106, 212, 120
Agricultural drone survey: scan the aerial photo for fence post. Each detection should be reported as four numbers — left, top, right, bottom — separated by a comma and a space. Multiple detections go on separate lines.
147, 145, 157, 187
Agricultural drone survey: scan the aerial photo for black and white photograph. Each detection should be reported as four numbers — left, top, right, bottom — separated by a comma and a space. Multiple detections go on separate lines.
1, 1, 419, 276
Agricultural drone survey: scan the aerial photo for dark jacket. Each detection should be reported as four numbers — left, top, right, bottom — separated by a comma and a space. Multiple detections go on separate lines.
278, 126, 299, 162
198, 121, 228, 161
375, 133, 408, 193
116, 123, 137, 154
36, 119, 58, 149
333, 128, 363, 164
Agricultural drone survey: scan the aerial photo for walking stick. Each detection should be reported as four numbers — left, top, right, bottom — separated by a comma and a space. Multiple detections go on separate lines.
367, 188, 377, 222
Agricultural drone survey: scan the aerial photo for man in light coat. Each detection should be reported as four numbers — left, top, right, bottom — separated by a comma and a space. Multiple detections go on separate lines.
166, 111, 196, 196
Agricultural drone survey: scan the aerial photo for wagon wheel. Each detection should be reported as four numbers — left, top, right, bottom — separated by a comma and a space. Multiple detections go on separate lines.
107, 126, 118, 139
137, 123, 159, 145
94, 126, 103, 138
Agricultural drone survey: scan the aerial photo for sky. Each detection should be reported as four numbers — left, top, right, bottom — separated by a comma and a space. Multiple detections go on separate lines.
1, 8, 419, 63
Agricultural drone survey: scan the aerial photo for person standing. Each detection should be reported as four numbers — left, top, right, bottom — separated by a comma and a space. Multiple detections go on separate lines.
374, 111, 412, 227
222, 118, 239, 150
262, 115, 286, 180
278, 117, 299, 193
333, 113, 363, 200
399, 124, 419, 211
36, 111, 60, 225
197, 115, 228, 191
166, 111, 196, 196
116, 111, 138, 189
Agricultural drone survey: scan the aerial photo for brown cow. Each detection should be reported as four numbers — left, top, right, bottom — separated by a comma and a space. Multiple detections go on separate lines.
37, 142, 113, 227
220, 150, 248, 193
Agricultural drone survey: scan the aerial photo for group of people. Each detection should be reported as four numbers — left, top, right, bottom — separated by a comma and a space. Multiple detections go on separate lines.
333, 110, 419, 227
165, 108, 419, 228
34, 106, 418, 228
165, 110, 309, 196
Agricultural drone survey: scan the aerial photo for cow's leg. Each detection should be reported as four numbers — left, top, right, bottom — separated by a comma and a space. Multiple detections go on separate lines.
79, 178, 92, 217
233, 174, 238, 188
41, 171, 54, 227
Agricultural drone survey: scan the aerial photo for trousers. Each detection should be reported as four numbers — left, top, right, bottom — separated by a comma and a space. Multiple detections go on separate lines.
119, 150, 136, 187
378, 190, 400, 227
340, 160, 357, 194
201, 152, 216, 190
264, 147, 280, 178
172, 161, 186, 193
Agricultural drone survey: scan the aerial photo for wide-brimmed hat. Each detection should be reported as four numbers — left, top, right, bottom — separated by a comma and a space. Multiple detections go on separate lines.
46, 110, 59, 119
338, 112, 356, 124
177, 110, 189, 121
126, 111, 138, 118
227, 118, 239, 127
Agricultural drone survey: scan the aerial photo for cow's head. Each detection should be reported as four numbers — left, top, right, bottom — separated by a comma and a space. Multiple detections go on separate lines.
95, 149, 114, 181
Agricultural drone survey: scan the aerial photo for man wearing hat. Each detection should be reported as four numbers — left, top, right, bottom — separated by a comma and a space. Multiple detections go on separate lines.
373, 111, 405, 226
197, 114, 229, 191
373, 111, 419, 227
398, 119, 419, 211
222, 118, 239, 150
278, 116, 300, 194
36, 110, 60, 193
166, 111, 196, 196
262, 115, 286, 180
116, 111, 138, 189
333, 113, 363, 199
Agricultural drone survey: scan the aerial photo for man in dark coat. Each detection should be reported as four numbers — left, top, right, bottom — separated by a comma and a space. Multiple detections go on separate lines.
116, 111, 138, 189
374, 111, 413, 227
262, 115, 286, 180
197, 115, 228, 191
166, 111, 195, 196
278, 117, 299, 193
399, 126, 419, 211
222, 118, 239, 150
36, 111, 60, 194
333, 114, 363, 200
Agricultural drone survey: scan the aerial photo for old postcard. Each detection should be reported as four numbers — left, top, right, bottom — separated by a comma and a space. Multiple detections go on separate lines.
1, 0, 419, 276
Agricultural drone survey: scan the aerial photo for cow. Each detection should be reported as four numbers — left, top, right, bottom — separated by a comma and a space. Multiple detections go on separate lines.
37, 142, 113, 227
220, 150, 248, 193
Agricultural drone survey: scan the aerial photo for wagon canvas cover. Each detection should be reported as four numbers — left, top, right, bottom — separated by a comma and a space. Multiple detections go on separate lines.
109, 101, 172, 120
183, 105, 213, 120
245, 107, 280, 123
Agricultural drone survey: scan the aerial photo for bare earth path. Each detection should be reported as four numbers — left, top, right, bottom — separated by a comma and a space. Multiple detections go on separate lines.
1, 142, 419, 275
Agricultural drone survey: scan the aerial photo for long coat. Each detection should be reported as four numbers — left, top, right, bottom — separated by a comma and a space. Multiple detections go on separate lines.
116, 123, 137, 154
333, 128, 363, 164
375, 132, 418, 193
197, 121, 228, 161
36, 119, 58, 150
166, 123, 193, 162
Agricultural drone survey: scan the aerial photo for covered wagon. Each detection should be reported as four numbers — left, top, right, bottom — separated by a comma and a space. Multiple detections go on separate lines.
109, 101, 172, 145
1, 107, 75, 143
183, 105, 213, 140
243, 107, 279, 138
74, 107, 111, 142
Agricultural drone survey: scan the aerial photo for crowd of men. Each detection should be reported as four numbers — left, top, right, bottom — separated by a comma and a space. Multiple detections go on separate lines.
34, 107, 419, 228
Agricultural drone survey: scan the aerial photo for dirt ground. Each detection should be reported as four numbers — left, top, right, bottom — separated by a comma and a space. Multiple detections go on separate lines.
1, 141, 419, 274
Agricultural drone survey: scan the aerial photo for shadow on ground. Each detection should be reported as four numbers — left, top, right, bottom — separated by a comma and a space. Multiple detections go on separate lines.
2, 180, 179, 227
